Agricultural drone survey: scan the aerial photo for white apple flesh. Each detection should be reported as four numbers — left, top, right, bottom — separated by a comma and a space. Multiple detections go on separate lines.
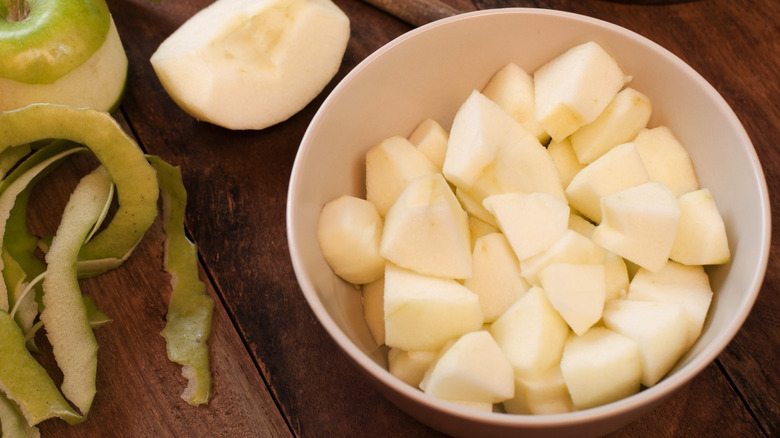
534, 41, 630, 142
490, 287, 570, 379
366, 136, 438, 217
481, 62, 550, 144
420, 330, 515, 404
380, 173, 472, 279
383, 264, 483, 351
560, 327, 642, 410
316, 195, 385, 285
150, 0, 350, 130
569, 87, 652, 164
464, 233, 530, 322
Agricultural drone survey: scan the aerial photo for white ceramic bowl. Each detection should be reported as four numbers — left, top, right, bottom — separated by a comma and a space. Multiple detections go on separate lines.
286, 8, 771, 437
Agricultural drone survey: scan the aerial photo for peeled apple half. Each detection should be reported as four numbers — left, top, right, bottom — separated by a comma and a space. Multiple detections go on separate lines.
150, 0, 350, 130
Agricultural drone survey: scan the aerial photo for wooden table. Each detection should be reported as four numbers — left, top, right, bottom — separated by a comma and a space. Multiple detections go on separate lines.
31, 0, 778, 436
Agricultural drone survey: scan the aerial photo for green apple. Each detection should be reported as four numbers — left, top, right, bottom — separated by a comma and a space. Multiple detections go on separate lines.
0, 0, 128, 112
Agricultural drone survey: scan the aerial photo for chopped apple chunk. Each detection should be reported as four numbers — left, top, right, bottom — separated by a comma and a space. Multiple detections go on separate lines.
534, 41, 629, 142
565, 142, 651, 223
539, 263, 606, 335
560, 327, 642, 410
464, 233, 530, 322
420, 330, 515, 404
383, 264, 483, 351
380, 173, 471, 279
317, 195, 385, 285
591, 182, 680, 272
483, 192, 569, 261
603, 299, 688, 386
490, 287, 569, 379
570, 87, 652, 164
481, 62, 550, 144
366, 136, 438, 216
626, 261, 713, 349
670, 188, 730, 265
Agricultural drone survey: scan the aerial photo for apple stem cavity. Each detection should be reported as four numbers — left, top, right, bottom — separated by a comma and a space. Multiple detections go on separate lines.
6, 0, 30, 22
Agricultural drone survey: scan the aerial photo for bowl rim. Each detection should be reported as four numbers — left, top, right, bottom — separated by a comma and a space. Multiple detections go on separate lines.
286, 6, 772, 427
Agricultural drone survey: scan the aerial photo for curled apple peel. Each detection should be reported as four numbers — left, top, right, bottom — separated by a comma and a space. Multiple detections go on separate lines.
0, 104, 214, 432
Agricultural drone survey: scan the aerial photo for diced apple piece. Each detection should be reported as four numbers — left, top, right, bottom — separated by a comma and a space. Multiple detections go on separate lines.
570, 88, 652, 164
383, 264, 483, 351
317, 195, 385, 284
633, 126, 700, 197
468, 216, 499, 249
565, 142, 651, 223
361, 277, 384, 345
408, 118, 449, 170
493, 133, 567, 202
604, 251, 630, 301
365, 136, 438, 216
503, 365, 574, 415
490, 287, 570, 379
626, 261, 713, 349
456, 187, 499, 229
462, 164, 503, 207
464, 233, 531, 322
380, 174, 472, 279
560, 327, 642, 410
539, 263, 606, 335
481, 63, 550, 144
548, 137, 586, 189
519, 229, 607, 286
388, 347, 439, 387
591, 182, 680, 273
443, 90, 528, 190
534, 41, 630, 142
420, 331, 515, 404
483, 192, 569, 261
568, 212, 596, 238
670, 188, 730, 265
602, 299, 688, 387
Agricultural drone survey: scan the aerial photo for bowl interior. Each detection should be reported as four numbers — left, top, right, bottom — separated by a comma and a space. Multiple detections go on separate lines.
287, 8, 770, 436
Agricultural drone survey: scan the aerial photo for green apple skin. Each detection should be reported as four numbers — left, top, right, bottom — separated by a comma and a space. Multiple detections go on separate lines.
0, 0, 110, 84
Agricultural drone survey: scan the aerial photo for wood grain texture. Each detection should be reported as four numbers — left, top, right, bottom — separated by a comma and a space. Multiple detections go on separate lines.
12, 0, 778, 437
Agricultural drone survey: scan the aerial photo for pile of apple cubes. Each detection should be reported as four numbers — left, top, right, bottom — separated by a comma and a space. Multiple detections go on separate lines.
317, 41, 729, 414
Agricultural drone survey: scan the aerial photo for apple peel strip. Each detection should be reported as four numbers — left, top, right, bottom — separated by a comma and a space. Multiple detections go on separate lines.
0, 310, 83, 427
149, 155, 214, 406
